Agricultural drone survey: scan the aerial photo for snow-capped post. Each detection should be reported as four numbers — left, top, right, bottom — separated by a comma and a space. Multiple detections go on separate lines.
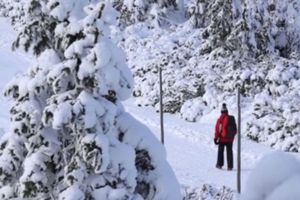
237, 87, 241, 193
159, 66, 165, 144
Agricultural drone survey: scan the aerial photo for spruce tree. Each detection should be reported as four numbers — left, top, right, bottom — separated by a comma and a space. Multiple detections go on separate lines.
0, 0, 181, 199
113, 0, 184, 28
187, 0, 208, 28
200, 0, 236, 56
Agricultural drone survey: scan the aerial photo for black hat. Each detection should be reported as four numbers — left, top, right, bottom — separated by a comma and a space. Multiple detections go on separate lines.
221, 103, 228, 113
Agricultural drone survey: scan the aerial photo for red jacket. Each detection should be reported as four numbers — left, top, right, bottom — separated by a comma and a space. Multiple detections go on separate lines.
215, 113, 234, 143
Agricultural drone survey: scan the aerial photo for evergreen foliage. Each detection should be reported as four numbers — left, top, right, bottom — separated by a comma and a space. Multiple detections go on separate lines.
0, 0, 181, 199
114, 0, 300, 152
112, 0, 184, 28
182, 184, 233, 200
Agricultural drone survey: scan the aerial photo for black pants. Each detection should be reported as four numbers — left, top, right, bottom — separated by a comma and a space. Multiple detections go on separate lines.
217, 142, 233, 169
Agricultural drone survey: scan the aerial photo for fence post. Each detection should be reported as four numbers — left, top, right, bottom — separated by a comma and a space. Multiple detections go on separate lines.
159, 67, 164, 145
237, 87, 241, 193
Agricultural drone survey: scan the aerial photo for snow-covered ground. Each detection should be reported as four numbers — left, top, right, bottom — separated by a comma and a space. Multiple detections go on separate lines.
0, 17, 299, 196
124, 100, 272, 190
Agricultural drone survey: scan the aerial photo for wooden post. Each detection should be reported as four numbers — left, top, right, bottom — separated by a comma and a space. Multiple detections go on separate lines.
159, 67, 164, 145
237, 87, 241, 193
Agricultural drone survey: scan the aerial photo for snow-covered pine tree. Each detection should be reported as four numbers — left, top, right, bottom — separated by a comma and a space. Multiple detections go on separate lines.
113, 0, 184, 28
0, 0, 15, 16
200, 0, 238, 56
243, 0, 300, 152
246, 58, 300, 152
111, 0, 300, 151
12, 0, 57, 55
186, 0, 208, 28
0, 0, 181, 199
241, 0, 300, 58
0, 0, 25, 31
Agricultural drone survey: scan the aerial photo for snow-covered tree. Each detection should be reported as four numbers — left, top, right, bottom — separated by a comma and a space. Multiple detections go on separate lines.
0, 0, 181, 199
115, 0, 300, 151
12, 0, 57, 55
182, 184, 233, 200
0, 0, 15, 16
186, 0, 207, 28
113, 0, 184, 28
246, 58, 300, 152
200, 0, 237, 56
0, 0, 24, 26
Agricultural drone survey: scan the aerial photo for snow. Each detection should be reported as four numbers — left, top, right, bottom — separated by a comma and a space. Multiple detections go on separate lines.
80, 133, 110, 174
1, 10, 300, 199
242, 152, 300, 200
123, 99, 273, 190
0, 18, 30, 133
59, 184, 85, 200
0, 1, 181, 197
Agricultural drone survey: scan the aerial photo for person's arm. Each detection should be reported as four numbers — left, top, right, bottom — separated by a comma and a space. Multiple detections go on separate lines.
234, 117, 237, 135
215, 118, 221, 139
214, 118, 220, 144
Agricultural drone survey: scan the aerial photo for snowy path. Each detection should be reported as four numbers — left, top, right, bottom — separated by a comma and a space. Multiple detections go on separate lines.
124, 100, 272, 191
0, 17, 295, 194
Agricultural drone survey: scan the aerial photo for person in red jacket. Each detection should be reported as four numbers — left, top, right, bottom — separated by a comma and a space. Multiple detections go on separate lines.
214, 103, 237, 171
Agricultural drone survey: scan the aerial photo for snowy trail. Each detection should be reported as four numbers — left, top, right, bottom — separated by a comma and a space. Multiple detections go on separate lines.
124, 100, 273, 191
1, 17, 298, 194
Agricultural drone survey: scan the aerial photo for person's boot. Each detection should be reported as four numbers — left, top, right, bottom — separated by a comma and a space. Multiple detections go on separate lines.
216, 165, 222, 169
